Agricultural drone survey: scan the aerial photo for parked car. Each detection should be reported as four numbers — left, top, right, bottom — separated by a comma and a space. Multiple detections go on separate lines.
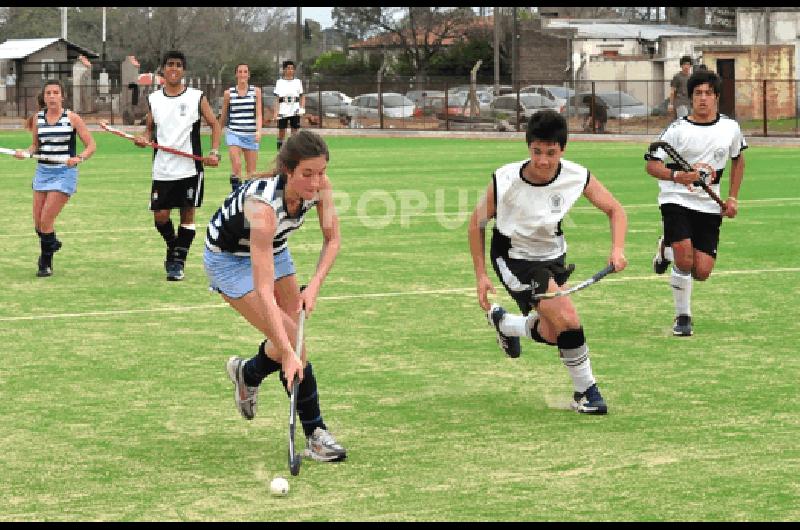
486, 84, 514, 98
405, 89, 446, 116
322, 90, 352, 106
452, 89, 493, 115
432, 93, 476, 118
489, 93, 562, 126
347, 93, 416, 119
304, 93, 351, 119
520, 84, 575, 109
569, 91, 651, 120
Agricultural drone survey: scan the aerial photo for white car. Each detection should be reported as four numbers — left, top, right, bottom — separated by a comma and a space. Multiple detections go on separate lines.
347, 93, 415, 119
322, 90, 352, 106
520, 84, 575, 110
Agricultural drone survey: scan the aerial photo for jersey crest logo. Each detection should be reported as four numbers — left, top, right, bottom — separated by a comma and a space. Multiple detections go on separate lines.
713, 147, 726, 163
179, 103, 187, 116
549, 193, 564, 213
187, 188, 194, 200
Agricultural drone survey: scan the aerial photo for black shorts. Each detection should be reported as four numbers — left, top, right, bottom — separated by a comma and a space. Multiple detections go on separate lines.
660, 203, 722, 258
150, 174, 204, 211
277, 116, 301, 130
490, 251, 575, 315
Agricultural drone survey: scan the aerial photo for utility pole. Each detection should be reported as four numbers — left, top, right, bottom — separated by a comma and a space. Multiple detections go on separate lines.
61, 7, 68, 40
296, 7, 303, 75
102, 7, 107, 63
493, 7, 500, 96
512, 7, 519, 90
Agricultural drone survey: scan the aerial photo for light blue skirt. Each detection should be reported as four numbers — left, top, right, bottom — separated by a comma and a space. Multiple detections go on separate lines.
204, 246, 296, 299
225, 130, 259, 151
32, 164, 78, 196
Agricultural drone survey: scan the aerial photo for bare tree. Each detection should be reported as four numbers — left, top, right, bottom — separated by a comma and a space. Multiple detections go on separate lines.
333, 7, 477, 76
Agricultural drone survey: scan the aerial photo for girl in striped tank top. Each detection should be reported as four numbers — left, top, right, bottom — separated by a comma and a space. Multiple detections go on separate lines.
204, 130, 347, 463
14, 80, 95, 277
219, 63, 262, 192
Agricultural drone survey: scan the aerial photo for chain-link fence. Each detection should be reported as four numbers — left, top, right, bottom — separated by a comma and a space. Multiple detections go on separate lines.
1, 76, 798, 137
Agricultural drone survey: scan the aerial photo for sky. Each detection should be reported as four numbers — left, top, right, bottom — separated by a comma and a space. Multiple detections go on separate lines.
300, 6, 334, 29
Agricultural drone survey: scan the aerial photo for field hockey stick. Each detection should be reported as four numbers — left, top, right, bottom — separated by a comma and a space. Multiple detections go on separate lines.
287, 284, 307, 477
99, 121, 207, 163
648, 140, 726, 209
532, 263, 616, 301
0, 147, 70, 164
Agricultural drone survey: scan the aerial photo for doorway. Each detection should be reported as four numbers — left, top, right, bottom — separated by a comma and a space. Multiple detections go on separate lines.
716, 59, 736, 117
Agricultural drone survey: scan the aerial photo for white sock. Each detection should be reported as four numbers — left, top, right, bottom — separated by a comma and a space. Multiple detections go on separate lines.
498, 312, 535, 338
663, 244, 674, 262
671, 266, 693, 316
560, 343, 595, 393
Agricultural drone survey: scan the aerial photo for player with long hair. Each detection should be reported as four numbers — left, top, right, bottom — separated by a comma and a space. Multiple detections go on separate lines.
219, 63, 262, 191
204, 129, 346, 463
15, 79, 96, 277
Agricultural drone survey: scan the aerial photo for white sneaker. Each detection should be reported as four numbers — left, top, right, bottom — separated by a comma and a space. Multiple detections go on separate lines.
226, 356, 259, 420
304, 427, 347, 462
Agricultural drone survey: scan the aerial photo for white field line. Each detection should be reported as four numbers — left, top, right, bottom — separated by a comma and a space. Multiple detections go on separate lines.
1, 267, 798, 323
0, 197, 798, 238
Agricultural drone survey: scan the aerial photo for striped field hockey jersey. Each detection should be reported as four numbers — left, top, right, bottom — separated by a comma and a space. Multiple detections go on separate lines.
36, 109, 75, 165
205, 175, 319, 256
492, 158, 590, 261
226, 85, 257, 134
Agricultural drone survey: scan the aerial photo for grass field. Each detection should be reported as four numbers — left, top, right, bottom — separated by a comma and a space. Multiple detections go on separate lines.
1, 130, 798, 521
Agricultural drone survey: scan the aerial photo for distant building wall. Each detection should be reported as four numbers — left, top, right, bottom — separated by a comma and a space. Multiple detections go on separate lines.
699, 44, 796, 119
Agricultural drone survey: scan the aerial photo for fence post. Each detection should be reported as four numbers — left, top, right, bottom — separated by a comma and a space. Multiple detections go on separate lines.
590, 81, 596, 134
763, 80, 768, 137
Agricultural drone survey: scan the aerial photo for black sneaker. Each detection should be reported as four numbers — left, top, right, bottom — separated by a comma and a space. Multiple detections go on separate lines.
653, 236, 670, 275
37, 254, 53, 277
487, 304, 521, 358
165, 260, 185, 281
572, 384, 608, 415
673, 314, 693, 336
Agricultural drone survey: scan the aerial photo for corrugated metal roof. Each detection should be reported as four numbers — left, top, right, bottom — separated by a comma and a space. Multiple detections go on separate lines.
545, 21, 733, 40
0, 37, 99, 60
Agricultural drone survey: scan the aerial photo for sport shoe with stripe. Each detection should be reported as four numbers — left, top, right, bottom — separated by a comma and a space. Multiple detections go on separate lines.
571, 383, 608, 415
226, 356, 259, 420
487, 304, 521, 358
305, 427, 347, 462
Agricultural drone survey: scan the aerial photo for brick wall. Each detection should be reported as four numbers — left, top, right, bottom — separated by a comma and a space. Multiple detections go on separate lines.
518, 28, 572, 85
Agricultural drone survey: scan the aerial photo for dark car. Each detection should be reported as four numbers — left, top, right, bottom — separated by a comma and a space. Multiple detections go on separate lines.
304, 93, 351, 119
569, 91, 651, 120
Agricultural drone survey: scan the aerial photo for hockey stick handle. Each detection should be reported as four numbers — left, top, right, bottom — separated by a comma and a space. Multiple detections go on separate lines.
648, 141, 726, 209
99, 121, 207, 163
532, 263, 615, 301
0, 147, 70, 163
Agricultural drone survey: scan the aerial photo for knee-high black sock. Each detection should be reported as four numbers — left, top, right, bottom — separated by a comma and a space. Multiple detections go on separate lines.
172, 225, 196, 263
277, 140, 283, 151
243, 340, 282, 387
155, 220, 176, 250
38, 231, 59, 267
280, 362, 326, 437
230, 174, 242, 191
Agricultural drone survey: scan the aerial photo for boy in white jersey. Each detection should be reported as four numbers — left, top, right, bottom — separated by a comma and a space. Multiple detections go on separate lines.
646, 69, 747, 337
134, 50, 221, 281
468, 110, 628, 415
271, 60, 305, 151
